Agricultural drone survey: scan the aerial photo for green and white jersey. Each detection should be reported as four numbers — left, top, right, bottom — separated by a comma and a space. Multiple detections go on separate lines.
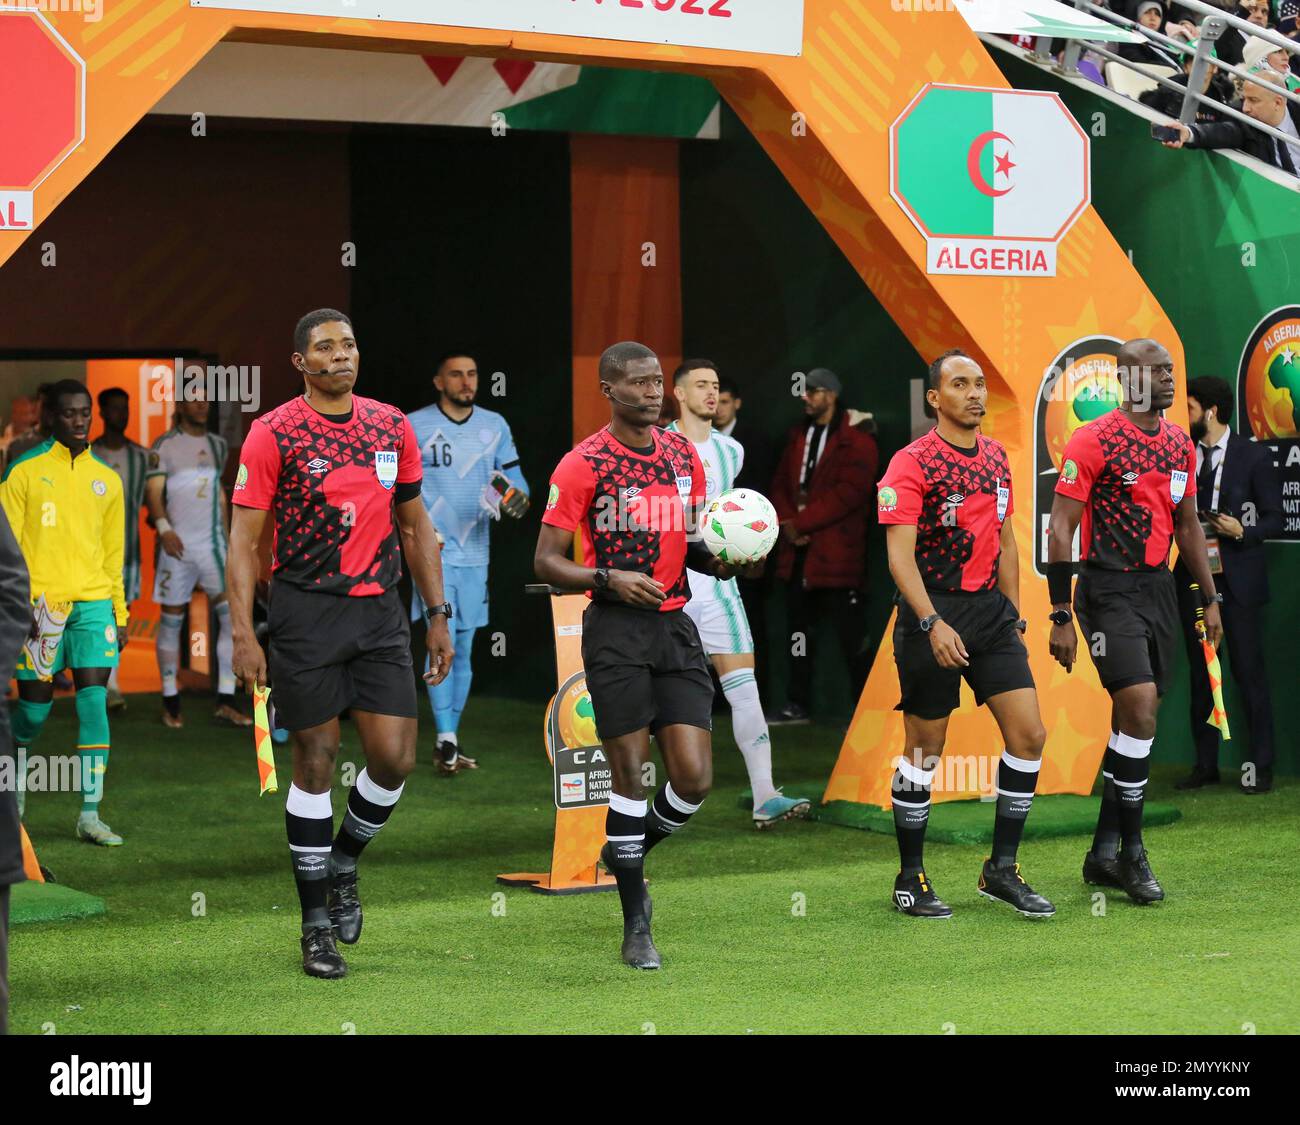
91, 436, 149, 602
667, 421, 744, 605
148, 428, 229, 558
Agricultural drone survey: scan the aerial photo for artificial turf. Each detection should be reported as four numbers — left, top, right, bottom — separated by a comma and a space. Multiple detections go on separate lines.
9, 694, 1299, 1034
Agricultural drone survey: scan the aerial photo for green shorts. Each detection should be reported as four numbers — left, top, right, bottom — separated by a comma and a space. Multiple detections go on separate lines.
15, 598, 120, 679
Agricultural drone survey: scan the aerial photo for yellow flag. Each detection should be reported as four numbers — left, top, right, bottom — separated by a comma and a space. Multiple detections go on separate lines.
1189, 585, 1230, 740
252, 684, 280, 795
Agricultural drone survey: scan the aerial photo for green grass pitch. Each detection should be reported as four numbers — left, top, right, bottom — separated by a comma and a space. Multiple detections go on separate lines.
10, 695, 1299, 1034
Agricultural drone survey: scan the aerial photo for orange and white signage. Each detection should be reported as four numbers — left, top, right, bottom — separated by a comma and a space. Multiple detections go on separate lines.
196, 0, 805, 56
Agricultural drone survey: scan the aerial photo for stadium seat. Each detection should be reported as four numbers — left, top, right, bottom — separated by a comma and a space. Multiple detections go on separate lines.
1105, 61, 1178, 100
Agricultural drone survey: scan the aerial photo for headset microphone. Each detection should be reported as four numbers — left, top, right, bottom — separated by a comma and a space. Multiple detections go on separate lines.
607, 390, 659, 411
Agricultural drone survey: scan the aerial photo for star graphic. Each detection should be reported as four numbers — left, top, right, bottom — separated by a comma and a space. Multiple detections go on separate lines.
1281, 345, 1295, 365
994, 150, 1016, 178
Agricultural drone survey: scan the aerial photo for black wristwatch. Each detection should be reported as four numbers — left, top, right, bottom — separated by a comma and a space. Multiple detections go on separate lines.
919, 613, 941, 633
1049, 608, 1072, 626
424, 602, 454, 623
1203, 590, 1224, 607
1015, 618, 1028, 635
592, 567, 610, 592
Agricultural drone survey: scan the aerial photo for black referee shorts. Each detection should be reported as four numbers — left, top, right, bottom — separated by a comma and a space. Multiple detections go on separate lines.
581, 600, 714, 741
894, 589, 1034, 721
267, 580, 417, 731
1074, 566, 1179, 696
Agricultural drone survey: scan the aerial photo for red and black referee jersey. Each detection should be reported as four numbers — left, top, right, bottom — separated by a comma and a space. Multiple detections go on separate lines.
542, 426, 705, 612
1054, 409, 1197, 571
233, 394, 422, 595
876, 428, 1013, 593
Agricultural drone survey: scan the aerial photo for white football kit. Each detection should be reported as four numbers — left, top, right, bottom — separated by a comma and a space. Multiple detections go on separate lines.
149, 429, 230, 604
667, 423, 753, 656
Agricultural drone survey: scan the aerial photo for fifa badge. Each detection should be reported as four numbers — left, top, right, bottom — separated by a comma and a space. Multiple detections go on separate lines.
996, 483, 1010, 521
374, 450, 399, 490
1169, 469, 1188, 504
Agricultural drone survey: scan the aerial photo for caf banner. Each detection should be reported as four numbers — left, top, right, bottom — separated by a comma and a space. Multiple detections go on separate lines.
1238, 305, 1300, 540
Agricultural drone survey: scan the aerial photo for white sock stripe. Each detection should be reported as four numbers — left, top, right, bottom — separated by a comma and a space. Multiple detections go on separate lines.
891, 797, 931, 809
288, 844, 332, 853
606, 834, 646, 842
664, 782, 701, 815
1111, 777, 1148, 789
897, 757, 935, 787
285, 784, 332, 819
719, 670, 756, 686
1000, 750, 1041, 773
355, 768, 404, 807
1108, 730, 1118, 750
996, 787, 1038, 798
344, 812, 385, 831
1102, 770, 1114, 780
1113, 732, 1154, 759
607, 792, 648, 817
654, 810, 686, 828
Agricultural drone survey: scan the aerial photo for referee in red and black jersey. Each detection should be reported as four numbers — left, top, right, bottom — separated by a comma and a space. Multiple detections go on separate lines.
877, 350, 1054, 920
228, 309, 455, 980
535, 341, 747, 970
1048, 338, 1221, 905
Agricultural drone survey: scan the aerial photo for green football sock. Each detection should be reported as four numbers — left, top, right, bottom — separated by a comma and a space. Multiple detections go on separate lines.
75, 685, 111, 814
12, 697, 52, 748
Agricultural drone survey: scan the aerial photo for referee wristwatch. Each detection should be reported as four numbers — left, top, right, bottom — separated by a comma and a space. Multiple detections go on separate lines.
424, 602, 454, 623
592, 567, 610, 592
919, 613, 941, 633
1203, 590, 1224, 607
1049, 609, 1072, 626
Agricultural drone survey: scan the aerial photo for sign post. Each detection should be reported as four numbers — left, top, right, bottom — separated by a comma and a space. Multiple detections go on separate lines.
496, 587, 616, 895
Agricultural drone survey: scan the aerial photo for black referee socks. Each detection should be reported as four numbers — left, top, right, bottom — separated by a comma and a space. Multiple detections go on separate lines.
644, 782, 704, 854
606, 792, 648, 921
991, 750, 1040, 866
286, 784, 333, 934
891, 755, 934, 877
331, 769, 405, 874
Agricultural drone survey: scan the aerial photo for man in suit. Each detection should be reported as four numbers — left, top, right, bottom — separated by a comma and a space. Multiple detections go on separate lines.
767, 368, 878, 724
1162, 70, 1300, 175
1173, 376, 1282, 794
0, 505, 32, 1034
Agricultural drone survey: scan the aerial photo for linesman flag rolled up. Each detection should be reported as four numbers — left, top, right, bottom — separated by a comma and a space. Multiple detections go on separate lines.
1190, 584, 1230, 740
252, 684, 280, 795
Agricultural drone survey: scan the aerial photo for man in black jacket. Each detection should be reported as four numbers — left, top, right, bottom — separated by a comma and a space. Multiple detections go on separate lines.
1162, 70, 1300, 173
0, 506, 32, 1034
1173, 377, 1282, 794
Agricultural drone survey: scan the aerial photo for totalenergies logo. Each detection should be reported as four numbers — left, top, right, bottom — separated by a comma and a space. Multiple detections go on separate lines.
1240, 307, 1300, 441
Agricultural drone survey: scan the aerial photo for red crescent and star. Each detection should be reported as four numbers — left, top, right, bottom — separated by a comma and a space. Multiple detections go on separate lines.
966, 130, 1016, 197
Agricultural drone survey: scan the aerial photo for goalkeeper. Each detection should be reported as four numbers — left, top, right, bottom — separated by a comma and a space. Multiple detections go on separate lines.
0, 380, 128, 846
407, 353, 529, 773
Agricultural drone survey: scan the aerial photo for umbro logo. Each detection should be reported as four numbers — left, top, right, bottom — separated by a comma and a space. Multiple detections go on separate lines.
617, 843, 642, 855
306, 458, 330, 475
894, 890, 916, 909
624, 487, 642, 499
1122, 471, 1138, 485
945, 493, 965, 506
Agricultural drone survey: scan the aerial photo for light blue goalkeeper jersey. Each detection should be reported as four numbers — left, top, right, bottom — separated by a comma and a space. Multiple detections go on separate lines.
407, 403, 528, 568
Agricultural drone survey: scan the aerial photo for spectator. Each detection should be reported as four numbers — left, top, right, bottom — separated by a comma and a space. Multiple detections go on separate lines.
1139, 42, 1236, 122
0, 504, 31, 1035
2, 385, 51, 472
1162, 70, 1300, 173
767, 368, 878, 724
1117, 2, 1184, 68
1242, 32, 1300, 90
0, 395, 39, 473
1173, 377, 1281, 794
1218, 0, 1273, 66
713, 376, 778, 700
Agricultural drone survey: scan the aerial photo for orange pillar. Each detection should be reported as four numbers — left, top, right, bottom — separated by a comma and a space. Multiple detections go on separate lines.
569, 135, 682, 445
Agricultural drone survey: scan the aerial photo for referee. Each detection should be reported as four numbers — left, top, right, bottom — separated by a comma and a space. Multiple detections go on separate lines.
229, 309, 454, 980
1048, 338, 1222, 905
535, 341, 743, 970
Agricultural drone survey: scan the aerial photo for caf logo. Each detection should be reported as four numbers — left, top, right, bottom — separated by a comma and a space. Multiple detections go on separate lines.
1034, 335, 1123, 576
542, 671, 601, 764
878, 486, 898, 512
91, 479, 107, 496
1239, 306, 1300, 441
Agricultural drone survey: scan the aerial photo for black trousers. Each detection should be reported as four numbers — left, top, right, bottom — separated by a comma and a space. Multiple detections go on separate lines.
784, 552, 867, 715
1174, 563, 1274, 771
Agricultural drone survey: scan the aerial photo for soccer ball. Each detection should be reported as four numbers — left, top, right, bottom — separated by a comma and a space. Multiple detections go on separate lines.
700, 488, 779, 565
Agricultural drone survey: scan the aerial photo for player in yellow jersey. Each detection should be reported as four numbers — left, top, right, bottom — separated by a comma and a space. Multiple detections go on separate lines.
0, 380, 129, 846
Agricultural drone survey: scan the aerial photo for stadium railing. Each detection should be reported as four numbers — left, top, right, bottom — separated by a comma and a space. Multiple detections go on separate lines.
1016, 0, 1300, 170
